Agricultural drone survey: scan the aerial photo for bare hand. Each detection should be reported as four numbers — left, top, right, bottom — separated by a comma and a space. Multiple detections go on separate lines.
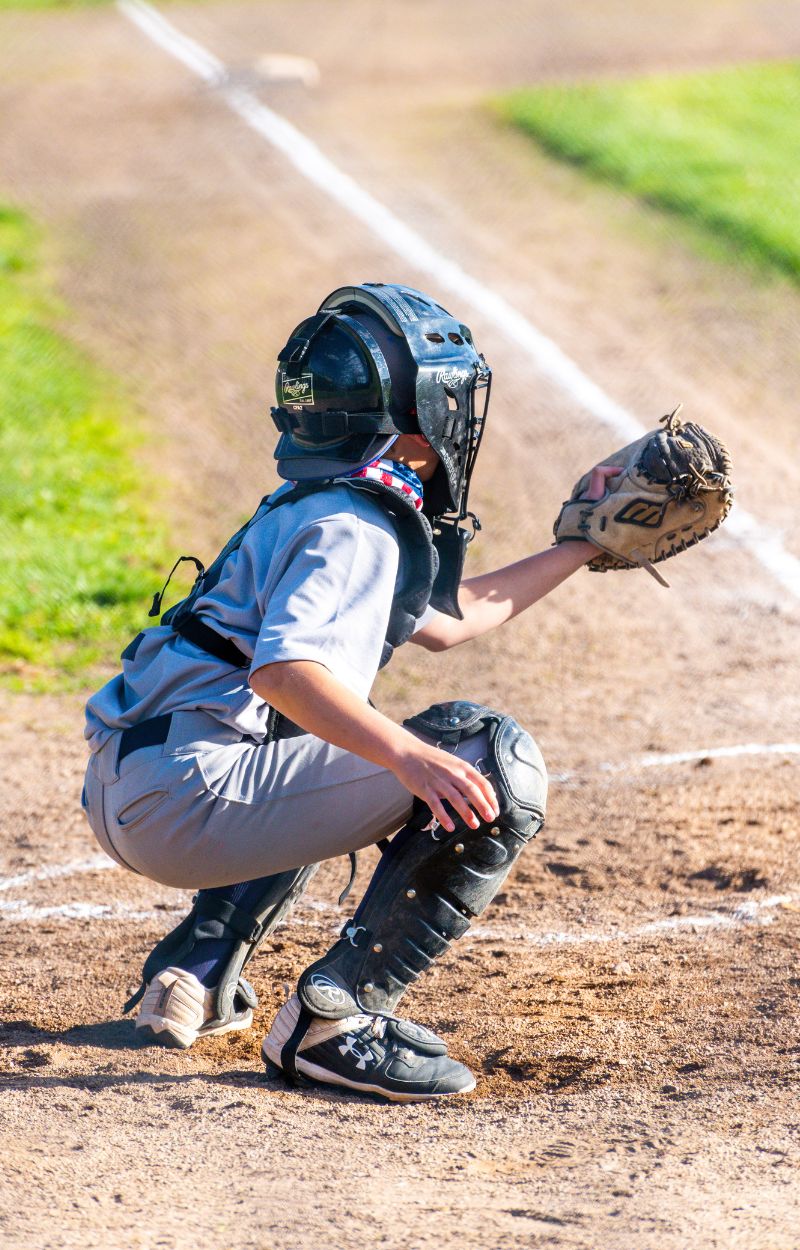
580, 464, 623, 501
391, 737, 499, 834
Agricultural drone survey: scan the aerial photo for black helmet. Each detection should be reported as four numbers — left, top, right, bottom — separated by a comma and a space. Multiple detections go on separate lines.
271, 283, 491, 522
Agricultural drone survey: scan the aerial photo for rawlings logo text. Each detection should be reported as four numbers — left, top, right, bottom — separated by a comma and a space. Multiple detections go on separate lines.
435, 367, 470, 388
309, 973, 347, 1005
281, 372, 314, 405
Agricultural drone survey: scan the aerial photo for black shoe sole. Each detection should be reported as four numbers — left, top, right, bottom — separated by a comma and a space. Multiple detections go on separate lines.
261, 1043, 475, 1103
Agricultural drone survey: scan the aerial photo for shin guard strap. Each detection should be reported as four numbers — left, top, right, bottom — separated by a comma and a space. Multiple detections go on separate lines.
194, 896, 265, 942
280, 1005, 314, 1085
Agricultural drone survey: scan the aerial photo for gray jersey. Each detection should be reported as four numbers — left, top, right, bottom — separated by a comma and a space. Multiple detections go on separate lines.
84, 483, 417, 753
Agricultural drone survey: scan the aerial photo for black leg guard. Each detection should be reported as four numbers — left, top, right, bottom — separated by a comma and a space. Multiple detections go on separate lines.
297, 701, 546, 1020
124, 864, 319, 1024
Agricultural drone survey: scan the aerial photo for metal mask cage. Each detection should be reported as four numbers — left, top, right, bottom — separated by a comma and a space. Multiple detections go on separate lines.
456, 357, 492, 529
312, 284, 493, 522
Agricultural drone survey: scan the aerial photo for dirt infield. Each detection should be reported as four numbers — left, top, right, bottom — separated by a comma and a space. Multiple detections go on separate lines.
1, 3, 799, 1247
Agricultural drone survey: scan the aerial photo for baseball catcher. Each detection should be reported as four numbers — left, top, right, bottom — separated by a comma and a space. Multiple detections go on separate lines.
81, 283, 733, 1102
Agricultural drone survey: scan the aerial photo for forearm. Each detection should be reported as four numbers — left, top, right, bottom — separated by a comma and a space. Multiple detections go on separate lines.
249, 658, 499, 831
415, 540, 595, 650
250, 658, 411, 771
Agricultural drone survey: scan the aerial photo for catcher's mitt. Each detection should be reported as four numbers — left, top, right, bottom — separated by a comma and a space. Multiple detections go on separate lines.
553, 406, 733, 587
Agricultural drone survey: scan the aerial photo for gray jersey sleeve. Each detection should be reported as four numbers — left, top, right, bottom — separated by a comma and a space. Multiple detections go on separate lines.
85, 486, 404, 750
250, 508, 399, 697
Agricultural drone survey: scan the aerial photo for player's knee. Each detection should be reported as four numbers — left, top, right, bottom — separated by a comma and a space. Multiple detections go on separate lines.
404, 699, 547, 837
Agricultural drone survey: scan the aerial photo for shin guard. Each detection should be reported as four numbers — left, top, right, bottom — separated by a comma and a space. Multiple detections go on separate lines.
124, 864, 319, 1026
297, 701, 546, 1020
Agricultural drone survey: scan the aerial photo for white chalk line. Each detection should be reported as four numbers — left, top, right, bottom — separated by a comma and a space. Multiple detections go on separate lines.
0, 854, 118, 894
0, 894, 333, 925
554, 740, 800, 783
117, 0, 800, 601
1, 740, 796, 899
0, 900, 179, 922
3, 889, 797, 952
470, 893, 800, 946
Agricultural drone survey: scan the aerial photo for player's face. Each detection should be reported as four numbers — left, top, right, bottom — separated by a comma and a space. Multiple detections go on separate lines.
392, 434, 440, 481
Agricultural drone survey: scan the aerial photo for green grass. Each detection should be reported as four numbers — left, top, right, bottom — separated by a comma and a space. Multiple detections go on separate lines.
494, 61, 800, 280
0, 205, 168, 690
0, 0, 108, 9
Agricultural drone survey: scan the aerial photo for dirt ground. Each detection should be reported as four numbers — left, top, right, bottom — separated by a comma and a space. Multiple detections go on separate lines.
1, 2, 799, 1247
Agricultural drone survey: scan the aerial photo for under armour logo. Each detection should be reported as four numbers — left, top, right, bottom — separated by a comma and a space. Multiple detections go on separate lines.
338, 1035, 375, 1071
345, 923, 365, 947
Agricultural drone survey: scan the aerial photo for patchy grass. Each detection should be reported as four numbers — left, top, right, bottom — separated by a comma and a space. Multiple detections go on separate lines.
0, 0, 108, 9
0, 204, 168, 690
493, 61, 800, 280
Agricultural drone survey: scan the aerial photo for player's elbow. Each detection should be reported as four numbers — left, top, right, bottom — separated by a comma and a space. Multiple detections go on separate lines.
423, 632, 453, 653
249, 660, 295, 703
410, 626, 459, 653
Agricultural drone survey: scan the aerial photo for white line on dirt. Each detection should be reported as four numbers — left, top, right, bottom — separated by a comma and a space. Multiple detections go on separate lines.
0, 741, 796, 895
471, 892, 800, 945
0, 899, 180, 922
601, 741, 800, 772
0, 854, 118, 893
554, 740, 800, 784
117, 0, 800, 600
3, 891, 796, 948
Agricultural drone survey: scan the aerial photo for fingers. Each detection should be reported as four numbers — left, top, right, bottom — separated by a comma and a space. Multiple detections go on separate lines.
426, 759, 499, 834
581, 464, 623, 501
463, 766, 499, 822
397, 738, 501, 834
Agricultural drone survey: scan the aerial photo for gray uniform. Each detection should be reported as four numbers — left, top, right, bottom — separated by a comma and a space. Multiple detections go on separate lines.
82, 484, 438, 888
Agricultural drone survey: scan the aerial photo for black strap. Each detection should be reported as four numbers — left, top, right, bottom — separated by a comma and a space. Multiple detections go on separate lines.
118, 713, 173, 765
337, 852, 359, 907
123, 983, 147, 1014
280, 1003, 314, 1085
194, 896, 264, 943
149, 556, 205, 619
277, 311, 338, 365
270, 407, 398, 439
175, 615, 250, 669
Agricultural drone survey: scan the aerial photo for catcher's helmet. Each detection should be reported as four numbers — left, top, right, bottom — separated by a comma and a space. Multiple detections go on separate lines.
271, 283, 491, 522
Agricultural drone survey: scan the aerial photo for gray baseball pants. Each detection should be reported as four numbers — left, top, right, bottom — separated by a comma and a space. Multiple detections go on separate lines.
82, 709, 488, 889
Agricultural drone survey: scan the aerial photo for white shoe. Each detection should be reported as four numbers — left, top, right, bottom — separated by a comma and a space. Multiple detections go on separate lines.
135, 967, 254, 1049
262, 994, 476, 1102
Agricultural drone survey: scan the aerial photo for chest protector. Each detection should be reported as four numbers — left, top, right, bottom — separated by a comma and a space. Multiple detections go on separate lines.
139, 477, 443, 677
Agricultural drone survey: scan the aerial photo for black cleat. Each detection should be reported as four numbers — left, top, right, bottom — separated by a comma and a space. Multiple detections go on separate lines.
262, 995, 475, 1103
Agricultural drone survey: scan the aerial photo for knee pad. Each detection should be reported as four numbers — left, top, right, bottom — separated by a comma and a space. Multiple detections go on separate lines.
405, 698, 547, 836
297, 701, 546, 1020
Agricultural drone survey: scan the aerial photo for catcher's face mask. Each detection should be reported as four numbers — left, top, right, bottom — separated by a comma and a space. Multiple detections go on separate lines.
316, 283, 492, 525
